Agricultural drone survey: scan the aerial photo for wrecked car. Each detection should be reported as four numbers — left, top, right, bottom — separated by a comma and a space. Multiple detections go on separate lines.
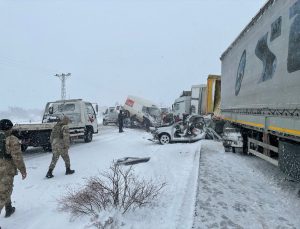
149, 115, 206, 144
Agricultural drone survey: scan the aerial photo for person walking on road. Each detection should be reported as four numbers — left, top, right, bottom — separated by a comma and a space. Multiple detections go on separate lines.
46, 116, 75, 178
0, 119, 27, 220
118, 110, 124, 133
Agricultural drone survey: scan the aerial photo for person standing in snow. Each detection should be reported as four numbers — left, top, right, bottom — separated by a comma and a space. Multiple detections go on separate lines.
118, 110, 124, 133
0, 119, 27, 218
46, 116, 75, 178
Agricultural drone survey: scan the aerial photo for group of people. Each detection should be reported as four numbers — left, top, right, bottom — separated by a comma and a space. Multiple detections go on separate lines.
0, 116, 75, 226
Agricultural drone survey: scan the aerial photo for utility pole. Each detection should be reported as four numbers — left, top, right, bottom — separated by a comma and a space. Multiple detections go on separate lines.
54, 73, 71, 100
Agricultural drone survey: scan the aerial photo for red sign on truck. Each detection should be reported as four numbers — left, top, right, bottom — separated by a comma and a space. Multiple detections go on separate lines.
125, 98, 134, 107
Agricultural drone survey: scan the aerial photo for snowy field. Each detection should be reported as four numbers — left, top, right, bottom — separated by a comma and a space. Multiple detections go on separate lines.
1, 125, 300, 229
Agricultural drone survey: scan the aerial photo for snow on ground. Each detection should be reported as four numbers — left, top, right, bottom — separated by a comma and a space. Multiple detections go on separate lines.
1, 126, 300, 229
1, 125, 201, 229
193, 140, 300, 229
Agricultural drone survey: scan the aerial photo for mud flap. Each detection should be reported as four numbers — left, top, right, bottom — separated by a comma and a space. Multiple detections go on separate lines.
279, 141, 300, 181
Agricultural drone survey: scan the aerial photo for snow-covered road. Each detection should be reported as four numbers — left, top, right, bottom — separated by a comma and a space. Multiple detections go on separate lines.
1, 126, 201, 229
193, 141, 300, 229
1, 126, 299, 229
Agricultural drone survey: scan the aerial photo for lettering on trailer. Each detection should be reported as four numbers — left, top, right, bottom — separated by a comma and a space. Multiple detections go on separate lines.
125, 99, 134, 107
235, 50, 246, 96
288, 0, 300, 73
255, 33, 277, 83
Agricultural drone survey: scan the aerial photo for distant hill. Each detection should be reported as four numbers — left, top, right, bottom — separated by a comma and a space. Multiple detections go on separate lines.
0, 107, 43, 124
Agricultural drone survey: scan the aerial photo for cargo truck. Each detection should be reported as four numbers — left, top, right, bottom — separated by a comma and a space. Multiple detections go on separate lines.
206, 75, 221, 115
123, 95, 162, 129
172, 91, 191, 117
220, 0, 300, 180
191, 84, 207, 115
13, 99, 99, 152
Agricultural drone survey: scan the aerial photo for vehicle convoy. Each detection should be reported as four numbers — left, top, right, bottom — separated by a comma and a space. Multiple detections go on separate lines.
220, 0, 300, 180
123, 95, 162, 129
173, 75, 220, 118
13, 99, 99, 152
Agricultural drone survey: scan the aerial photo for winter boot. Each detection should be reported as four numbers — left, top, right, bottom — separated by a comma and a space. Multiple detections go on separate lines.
46, 169, 54, 178
5, 203, 15, 218
65, 167, 75, 175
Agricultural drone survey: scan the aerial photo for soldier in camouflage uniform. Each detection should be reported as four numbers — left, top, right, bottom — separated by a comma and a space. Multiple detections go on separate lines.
0, 119, 27, 219
46, 116, 75, 178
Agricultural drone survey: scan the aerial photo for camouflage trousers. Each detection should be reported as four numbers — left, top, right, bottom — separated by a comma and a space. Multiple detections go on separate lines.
49, 147, 71, 170
0, 173, 14, 214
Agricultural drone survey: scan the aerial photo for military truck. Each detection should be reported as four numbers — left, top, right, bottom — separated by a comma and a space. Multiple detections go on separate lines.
220, 0, 300, 180
13, 99, 99, 152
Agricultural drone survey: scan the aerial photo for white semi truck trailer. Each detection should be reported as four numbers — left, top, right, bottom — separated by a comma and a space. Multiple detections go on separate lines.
220, 0, 300, 180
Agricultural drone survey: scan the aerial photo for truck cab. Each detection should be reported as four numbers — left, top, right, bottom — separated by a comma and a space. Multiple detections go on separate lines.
43, 99, 98, 142
13, 99, 98, 152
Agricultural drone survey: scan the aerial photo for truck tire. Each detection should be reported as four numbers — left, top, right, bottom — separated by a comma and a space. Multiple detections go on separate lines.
21, 144, 28, 152
159, 133, 170, 145
103, 120, 108, 126
84, 128, 93, 143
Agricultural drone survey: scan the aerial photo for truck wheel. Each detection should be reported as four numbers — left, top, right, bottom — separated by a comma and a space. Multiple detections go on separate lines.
42, 144, 52, 152
21, 144, 28, 152
84, 128, 93, 143
103, 120, 108, 126
232, 147, 236, 153
159, 134, 170, 145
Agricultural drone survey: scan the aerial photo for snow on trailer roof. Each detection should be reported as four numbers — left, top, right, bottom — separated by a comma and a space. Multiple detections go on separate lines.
52, 99, 83, 103
220, 0, 276, 60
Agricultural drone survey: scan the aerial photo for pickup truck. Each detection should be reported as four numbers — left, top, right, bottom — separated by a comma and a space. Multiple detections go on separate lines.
13, 99, 99, 152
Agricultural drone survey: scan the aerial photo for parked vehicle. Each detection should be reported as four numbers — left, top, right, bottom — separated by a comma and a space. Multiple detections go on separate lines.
13, 99, 99, 152
150, 115, 206, 144
103, 106, 121, 125
123, 95, 161, 129
220, 0, 300, 180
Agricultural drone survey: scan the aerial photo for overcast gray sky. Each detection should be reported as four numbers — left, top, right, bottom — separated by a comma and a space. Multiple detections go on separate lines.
0, 0, 266, 110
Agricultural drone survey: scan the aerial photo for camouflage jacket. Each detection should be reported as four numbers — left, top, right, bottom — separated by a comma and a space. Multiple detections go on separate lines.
0, 131, 26, 176
50, 122, 70, 149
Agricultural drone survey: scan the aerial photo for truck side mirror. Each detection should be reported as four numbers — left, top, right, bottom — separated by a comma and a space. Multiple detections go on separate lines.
96, 105, 99, 113
49, 107, 54, 114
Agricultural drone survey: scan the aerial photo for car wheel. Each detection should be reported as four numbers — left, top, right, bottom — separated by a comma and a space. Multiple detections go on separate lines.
103, 120, 107, 126
159, 134, 170, 145
84, 128, 93, 143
